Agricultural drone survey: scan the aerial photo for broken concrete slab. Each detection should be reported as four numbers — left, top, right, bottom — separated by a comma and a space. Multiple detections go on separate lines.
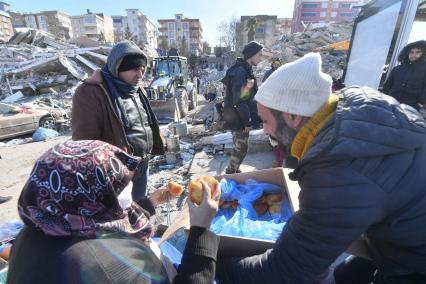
6, 55, 60, 77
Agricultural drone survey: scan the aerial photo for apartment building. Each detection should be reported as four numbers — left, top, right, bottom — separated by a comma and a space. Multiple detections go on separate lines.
111, 15, 128, 42
24, 10, 73, 40
9, 11, 26, 29
158, 14, 203, 56
125, 9, 157, 48
0, 1, 10, 12
111, 9, 158, 50
292, 0, 370, 32
238, 15, 280, 50
276, 18, 293, 36
71, 12, 114, 43
0, 10, 13, 42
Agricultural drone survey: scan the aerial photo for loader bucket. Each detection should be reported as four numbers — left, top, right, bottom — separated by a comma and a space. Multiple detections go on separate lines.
149, 98, 180, 124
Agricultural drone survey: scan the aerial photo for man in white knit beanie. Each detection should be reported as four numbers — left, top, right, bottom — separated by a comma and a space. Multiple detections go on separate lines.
212, 53, 426, 283
255, 52, 332, 152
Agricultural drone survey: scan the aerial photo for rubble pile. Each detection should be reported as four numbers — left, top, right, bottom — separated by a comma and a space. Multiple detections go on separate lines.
0, 29, 113, 102
261, 22, 354, 79
198, 68, 226, 96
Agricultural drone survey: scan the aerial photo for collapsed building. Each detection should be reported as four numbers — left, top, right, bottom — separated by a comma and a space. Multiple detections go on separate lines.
260, 22, 353, 79
197, 22, 354, 98
0, 29, 110, 101
0, 29, 158, 103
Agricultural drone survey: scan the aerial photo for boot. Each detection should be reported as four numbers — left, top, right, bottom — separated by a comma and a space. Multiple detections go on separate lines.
225, 168, 242, 174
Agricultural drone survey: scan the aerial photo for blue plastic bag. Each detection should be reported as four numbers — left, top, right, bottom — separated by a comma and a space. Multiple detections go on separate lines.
152, 237, 183, 266
211, 178, 292, 241
32, 127, 59, 142
152, 236, 218, 284
0, 220, 23, 242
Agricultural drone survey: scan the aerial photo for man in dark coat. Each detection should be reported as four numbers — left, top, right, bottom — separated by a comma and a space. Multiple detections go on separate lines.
221, 41, 263, 174
383, 40, 426, 110
208, 53, 426, 283
72, 41, 165, 216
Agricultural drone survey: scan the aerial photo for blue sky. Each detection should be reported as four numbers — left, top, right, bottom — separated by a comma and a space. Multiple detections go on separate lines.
7, 0, 295, 46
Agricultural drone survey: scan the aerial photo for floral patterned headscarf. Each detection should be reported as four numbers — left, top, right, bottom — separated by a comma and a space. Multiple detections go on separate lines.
18, 140, 152, 240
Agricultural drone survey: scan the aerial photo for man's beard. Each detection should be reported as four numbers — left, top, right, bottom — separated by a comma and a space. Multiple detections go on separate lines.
271, 111, 298, 150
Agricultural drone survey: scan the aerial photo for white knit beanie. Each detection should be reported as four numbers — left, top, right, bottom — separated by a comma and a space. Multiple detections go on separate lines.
255, 53, 332, 117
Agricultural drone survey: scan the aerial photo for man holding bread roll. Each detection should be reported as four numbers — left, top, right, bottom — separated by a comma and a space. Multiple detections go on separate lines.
195, 53, 426, 283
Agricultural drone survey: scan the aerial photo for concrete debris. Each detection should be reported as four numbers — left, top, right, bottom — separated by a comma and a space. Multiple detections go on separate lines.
200, 129, 268, 145
198, 68, 225, 97
1, 91, 23, 103
258, 22, 353, 79
0, 29, 155, 104
2, 137, 32, 146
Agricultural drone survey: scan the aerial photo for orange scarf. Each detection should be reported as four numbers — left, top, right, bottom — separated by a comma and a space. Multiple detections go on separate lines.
291, 94, 339, 160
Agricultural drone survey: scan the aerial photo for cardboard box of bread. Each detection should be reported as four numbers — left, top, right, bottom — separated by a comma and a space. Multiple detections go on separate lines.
160, 168, 300, 257
161, 167, 369, 259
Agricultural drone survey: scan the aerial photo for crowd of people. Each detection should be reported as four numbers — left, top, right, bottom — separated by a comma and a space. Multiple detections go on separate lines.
5, 38, 426, 283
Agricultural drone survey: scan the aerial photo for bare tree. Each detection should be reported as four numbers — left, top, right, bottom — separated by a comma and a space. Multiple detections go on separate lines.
217, 17, 240, 51
217, 20, 227, 47
203, 41, 211, 54
124, 25, 133, 40
158, 37, 169, 51
228, 17, 239, 51
235, 21, 244, 52
179, 36, 190, 57
98, 32, 106, 43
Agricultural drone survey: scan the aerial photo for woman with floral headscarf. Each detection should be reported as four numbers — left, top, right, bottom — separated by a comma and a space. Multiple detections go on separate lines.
7, 140, 220, 284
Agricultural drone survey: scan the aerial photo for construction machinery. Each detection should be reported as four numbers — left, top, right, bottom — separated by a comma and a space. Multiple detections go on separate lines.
144, 56, 198, 123
314, 40, 350, 52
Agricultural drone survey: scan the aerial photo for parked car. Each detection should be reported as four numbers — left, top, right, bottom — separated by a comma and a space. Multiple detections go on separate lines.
0, 102, 68, 140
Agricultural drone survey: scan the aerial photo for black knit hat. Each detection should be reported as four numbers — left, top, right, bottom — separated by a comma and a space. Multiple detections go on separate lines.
118, 54, 148, 72
242, 41, 264, 60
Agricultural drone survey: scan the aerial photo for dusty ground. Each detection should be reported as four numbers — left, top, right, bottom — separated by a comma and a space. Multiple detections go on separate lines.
0, 135, 70, 221
0, 94, 213, 222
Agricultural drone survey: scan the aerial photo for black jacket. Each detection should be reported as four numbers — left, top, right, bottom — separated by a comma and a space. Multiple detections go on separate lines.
221, 58, 258, 130
216, 87, 426, 283
121, 92, 154, 157
262, 67, 276, 82
382, 40, 426, 110
7, 226, 219, 284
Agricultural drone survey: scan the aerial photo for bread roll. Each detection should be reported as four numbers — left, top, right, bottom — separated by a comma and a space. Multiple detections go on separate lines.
253, 197, 269, 215
265, 193, 282, 205
167, 181, 184, 197
269, 203, 281, 214
188, 176, 220, 205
